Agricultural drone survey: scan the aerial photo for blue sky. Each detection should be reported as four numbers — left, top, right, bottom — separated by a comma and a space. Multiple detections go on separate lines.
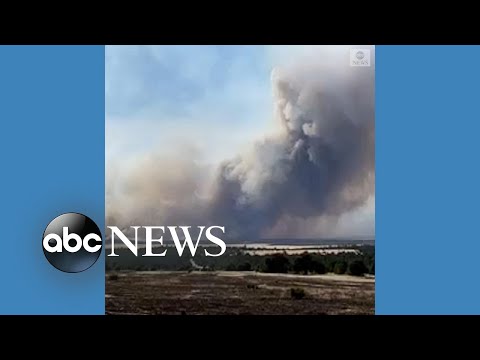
106, 45, 270, 118
106, 45, 282, 164
105, 45, 345, 162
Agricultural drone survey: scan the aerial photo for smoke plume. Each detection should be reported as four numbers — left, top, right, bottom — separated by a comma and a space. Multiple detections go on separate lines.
106, 46, 375, 241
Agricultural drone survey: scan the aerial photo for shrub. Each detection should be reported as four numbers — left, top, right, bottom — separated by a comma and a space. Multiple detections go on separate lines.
264, 255, 290, 273
290, 288, 306, 300
348, 260, 368, 276
226, 264, 237, 271
313, 260, 326, 274
333, 261, 348, 275
293, 254, 313, 274
293, 254, 326, 274
108, 274, 119, 281
237, 262, 252, 271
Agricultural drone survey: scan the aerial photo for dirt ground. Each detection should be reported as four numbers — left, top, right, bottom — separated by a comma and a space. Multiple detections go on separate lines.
106, 271, 374, 315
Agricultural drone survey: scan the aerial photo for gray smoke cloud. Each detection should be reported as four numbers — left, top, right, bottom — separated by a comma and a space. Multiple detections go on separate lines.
106, 46, 375, 241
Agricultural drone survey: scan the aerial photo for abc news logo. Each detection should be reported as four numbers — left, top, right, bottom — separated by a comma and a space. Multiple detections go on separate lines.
350, 49, 371, 67
43, 213, 227, 273
42, 213, 102, 273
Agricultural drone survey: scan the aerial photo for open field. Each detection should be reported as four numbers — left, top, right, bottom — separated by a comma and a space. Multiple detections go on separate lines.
106, 271, 374, 315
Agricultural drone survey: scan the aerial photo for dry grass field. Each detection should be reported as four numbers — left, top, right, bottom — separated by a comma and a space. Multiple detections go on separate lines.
106, 271, 374, 315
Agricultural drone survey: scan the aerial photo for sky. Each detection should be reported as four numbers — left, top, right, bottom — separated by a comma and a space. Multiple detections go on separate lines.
105, 45, 375, 239
106, 45, 274, 164
106, 46, 352, 163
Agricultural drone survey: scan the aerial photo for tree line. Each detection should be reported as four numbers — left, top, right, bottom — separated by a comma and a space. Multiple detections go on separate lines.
106, 245, 374, 277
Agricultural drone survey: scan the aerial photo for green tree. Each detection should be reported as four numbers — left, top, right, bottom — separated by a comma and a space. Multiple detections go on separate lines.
293, 254, 326, 274
264, 255, 290, 273
313, 259, 326, 274
237, 262, 252, 271
333, 261, 348, 274
348, 260, 368, 276
293, 254, 313, 274
226, 264, 236, 271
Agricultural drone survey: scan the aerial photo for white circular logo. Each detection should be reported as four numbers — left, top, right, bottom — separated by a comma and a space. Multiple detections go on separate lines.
356, 51, 365, 60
